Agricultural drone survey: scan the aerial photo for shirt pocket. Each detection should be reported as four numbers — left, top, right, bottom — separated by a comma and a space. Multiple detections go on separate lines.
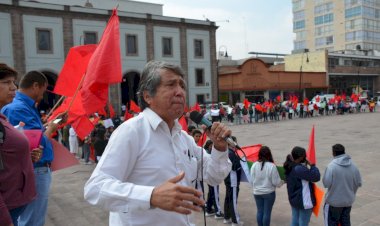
182, 153, 198, 186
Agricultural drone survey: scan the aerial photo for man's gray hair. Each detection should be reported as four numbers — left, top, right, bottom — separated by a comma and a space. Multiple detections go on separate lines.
137, 60, 185, 110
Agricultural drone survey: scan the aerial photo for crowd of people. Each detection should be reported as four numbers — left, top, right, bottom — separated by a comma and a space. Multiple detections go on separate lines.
0, 61, 365, 226
198, 96, 380, 126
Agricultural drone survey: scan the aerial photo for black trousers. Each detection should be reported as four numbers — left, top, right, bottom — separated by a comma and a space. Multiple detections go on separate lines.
224, 186, 240, 223
206, 185, 221, 213
324, 203, 351, 226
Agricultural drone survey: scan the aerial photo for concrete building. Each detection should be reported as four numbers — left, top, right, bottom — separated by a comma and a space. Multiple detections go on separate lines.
0, 0, 218, 113
292, 0, 380, 53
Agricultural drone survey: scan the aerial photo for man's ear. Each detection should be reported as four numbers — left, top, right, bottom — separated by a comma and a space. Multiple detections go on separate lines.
143, 91, 152, 105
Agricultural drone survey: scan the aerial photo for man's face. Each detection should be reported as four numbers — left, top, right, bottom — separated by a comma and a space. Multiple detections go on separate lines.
144, 69, 186, 125
35, 82, 47, 103
0, 77, 17, 108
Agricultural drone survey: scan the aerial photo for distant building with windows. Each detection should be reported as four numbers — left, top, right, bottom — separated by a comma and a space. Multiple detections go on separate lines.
292, 0, 380, 53
0, 0, 218, 113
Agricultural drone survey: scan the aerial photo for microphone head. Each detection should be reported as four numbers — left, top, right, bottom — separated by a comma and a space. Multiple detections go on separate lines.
189, 111, 203, 124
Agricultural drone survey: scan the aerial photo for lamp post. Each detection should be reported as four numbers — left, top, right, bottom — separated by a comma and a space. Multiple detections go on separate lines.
217, 45, 228, 103
298, 48, 309, 101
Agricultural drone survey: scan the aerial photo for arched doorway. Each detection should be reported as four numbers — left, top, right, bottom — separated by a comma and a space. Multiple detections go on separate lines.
39, 70, 59, 112
121, 71, 140, 107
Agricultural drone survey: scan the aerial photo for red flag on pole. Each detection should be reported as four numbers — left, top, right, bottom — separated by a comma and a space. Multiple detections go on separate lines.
190, 103, 201, 112
108, 103, 115, 118
178, 116, 188, 131
197, 132, 208, 147
70, 115, 94, 140
236, 144, 262, 162
81, 9, 122, 114
54, 44, 97, 96
243, 98, 250, 109
306, 125, 316, 164
123, 111, 133, 121
130, 100, 141, 113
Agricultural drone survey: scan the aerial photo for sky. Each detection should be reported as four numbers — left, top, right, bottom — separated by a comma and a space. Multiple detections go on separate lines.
137, 0, 294, 59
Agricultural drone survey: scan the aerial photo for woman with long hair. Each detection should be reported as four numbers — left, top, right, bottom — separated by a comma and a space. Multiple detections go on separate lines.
283, 146, 320, 226
250, 146, 283, 226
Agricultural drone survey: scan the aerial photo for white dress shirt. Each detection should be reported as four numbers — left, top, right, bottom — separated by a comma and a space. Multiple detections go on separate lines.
84, 108, 231, 226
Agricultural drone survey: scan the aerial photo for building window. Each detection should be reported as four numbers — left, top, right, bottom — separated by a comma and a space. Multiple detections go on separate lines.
195, 68, 205, 86
194, 39, 204, 58
196, 94, 205, 104
83, 31, 98, 44
126, 34, 138, 56
36, 28, 53, 53
162, 37, 173, 57
294, 20, 305, 30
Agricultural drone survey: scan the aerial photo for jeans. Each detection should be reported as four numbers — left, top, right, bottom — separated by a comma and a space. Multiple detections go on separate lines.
83, 143, 91, 163
19, 166, 52, 226
254, 192, 276, 226
291, 206, 313, 226
9, 205, 26, 226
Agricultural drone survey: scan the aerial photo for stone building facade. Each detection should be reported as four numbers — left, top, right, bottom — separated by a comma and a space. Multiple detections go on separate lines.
0, 0, 218, 114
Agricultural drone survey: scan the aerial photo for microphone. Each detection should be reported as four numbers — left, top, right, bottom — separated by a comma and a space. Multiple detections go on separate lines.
189, 111, 240, 149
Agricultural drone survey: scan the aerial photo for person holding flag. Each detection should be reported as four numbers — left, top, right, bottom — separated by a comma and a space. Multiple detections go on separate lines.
283, 146, 320, 226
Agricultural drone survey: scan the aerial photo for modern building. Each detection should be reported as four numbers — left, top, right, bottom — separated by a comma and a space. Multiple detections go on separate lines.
0, 0, 218, 113
292, 0, 380, 53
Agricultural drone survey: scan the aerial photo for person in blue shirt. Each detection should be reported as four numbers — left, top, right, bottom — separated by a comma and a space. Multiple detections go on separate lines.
1, 70, 61, 226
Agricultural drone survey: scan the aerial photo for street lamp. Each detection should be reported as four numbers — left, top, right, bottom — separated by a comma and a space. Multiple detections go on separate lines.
298, 48, 309, 101
217, 46, 228, 103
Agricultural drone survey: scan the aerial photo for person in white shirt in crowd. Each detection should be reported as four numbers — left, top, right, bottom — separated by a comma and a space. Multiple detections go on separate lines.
250, 146, 283, 226
68, 126, 78, 157
210, 106, 220, 123
84, 60, 232, 226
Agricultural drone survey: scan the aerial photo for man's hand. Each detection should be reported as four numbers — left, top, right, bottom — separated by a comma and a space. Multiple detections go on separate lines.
204, 122, 231, 152
44, 120, 59, 138
31, 145, 43, 163
150, 172, 204, 215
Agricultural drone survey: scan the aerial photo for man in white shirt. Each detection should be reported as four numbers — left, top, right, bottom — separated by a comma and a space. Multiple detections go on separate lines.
84, 61, 232, 226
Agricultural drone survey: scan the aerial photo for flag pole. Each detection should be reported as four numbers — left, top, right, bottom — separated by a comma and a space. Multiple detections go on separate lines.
46, 95, 65, 119
67, 73, 86, 113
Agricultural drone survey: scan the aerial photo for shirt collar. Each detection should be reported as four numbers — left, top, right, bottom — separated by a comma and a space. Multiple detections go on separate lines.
143, 108, 182, 134
15, 91, 36, 109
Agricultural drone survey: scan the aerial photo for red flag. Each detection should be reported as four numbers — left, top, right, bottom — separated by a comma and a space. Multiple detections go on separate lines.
123, 110, 133, 121
81, 9, 122, 114
108, 103, 115, 118
178, 116, 188, 131
243, 98, 250, 109
197, 132, 208, 147
54, 44, 97, 96
306, 125, 316, 164
303, 98, 309, 105
130, 100, 141, 113
313, 183, 325, 217
190, 103, 201, 112
70, 115, 94, 140
48, 95, 87, 124
276, 95, 281, 102
316, 96, 321, 102
237, 144, 262, 162
98, 107, 107, 116
91, 116, 100, 125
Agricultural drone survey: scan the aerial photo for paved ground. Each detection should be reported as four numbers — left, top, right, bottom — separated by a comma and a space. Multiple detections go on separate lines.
46, 111, 380, 226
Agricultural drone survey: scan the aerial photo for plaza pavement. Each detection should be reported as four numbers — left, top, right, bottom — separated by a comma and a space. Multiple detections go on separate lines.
45, 111, 380, 226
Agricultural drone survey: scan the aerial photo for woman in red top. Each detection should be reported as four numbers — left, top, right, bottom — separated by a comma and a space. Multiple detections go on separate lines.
0, 64, 42, 226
